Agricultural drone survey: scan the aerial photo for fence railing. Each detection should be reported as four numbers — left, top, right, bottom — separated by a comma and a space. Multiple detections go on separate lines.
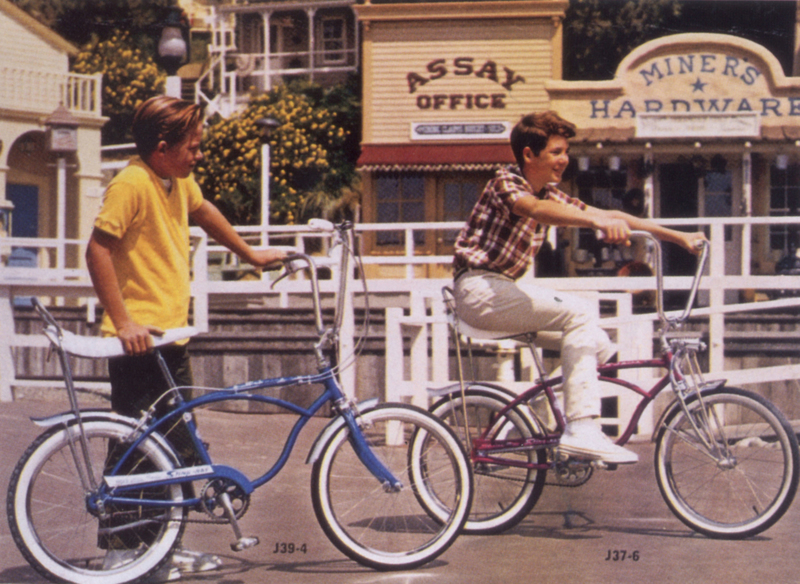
0, 68, 102, 116
2, 217, 800, 411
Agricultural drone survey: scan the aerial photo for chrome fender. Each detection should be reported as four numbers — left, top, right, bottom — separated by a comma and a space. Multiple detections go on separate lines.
306, 398, 379, 465
32, 409, 181, 465
650, 380, 727, 442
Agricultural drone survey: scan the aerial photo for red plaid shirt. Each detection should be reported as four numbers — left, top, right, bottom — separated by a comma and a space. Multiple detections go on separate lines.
453, 166, 585, 280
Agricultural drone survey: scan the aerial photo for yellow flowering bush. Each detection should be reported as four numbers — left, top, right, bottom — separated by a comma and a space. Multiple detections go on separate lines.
196, 84, 351, 225
72, 29, 165, 144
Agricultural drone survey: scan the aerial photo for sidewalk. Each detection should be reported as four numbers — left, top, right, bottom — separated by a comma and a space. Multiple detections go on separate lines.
2, 396, 800, 584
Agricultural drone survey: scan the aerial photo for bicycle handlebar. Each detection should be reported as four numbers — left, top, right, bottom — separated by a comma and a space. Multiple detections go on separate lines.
627, 230, 709, 328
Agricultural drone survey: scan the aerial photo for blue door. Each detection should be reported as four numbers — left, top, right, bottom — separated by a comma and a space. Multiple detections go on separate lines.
6, 184, 39, 305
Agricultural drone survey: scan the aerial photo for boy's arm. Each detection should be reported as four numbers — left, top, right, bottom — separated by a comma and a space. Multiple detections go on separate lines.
190, 200, 287, 266
85, 228, 162, 355
512, 195, 706, 254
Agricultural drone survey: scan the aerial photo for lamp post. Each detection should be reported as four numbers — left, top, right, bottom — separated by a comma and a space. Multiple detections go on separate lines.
158, 8, 188, 98
256, 117, 280, 246
45, 104, 79, 272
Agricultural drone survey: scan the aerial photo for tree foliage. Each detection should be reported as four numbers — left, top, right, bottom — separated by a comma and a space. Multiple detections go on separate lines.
9, 0, 176, 48
71, 30, 166, 144
563, 0, 682, 81
563, 0, 796, 81
195, 81, 359, 226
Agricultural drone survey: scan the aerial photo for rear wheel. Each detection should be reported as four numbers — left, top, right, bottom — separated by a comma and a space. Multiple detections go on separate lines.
655, 387, 799, 538
8, 419, 185, 584
430, 389, 547, 534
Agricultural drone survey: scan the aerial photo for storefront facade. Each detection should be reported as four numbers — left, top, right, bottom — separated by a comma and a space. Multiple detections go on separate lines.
356, 1, 800, 285
355, 0, 568, 278
549, 32, 800, 288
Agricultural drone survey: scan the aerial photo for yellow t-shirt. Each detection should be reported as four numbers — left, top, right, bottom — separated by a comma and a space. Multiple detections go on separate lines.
94, 158, 205, 337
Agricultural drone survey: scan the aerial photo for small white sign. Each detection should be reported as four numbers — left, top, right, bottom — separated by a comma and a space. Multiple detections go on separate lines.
411, 121, 511, 141
636, 112, 760, 138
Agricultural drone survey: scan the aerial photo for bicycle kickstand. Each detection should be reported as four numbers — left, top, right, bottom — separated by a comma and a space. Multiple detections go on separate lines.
218, 491, 260, 552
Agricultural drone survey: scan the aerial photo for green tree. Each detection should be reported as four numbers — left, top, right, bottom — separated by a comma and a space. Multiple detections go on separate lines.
71, 30, 166, 144
196, 83, 355, 226
10, 0, 176, 48
563, 0, 682, 81
563, 0, 796, 81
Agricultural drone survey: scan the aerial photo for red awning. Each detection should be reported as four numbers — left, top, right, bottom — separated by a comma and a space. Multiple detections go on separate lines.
357, 143, 515, 171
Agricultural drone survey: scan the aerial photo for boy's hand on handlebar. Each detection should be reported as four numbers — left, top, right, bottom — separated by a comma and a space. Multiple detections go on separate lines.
594, 217, 632, 246
680, 232, 708, 255
250, 248, 288, 269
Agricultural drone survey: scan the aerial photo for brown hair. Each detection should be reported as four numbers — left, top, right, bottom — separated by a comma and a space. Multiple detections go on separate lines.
132, 96, 206, 158
509, 111, 576, 170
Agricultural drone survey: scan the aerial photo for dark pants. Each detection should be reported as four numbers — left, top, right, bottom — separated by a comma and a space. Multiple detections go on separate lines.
108, 344, 198, 464
101, 345, 198, 550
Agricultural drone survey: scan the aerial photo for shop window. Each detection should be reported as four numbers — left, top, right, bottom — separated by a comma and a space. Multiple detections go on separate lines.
704, 170, 732, 242
442, 180, 480, 244
575, 167, 627, 254
769, 164, 800, 252
375, 173, 425, 246
321, 17, 345, 64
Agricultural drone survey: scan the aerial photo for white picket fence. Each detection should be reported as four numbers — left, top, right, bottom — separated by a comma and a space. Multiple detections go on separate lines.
2, 217, 800, 439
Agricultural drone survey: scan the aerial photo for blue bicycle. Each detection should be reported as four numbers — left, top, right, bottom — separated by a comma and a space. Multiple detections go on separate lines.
7, 220, 472, 584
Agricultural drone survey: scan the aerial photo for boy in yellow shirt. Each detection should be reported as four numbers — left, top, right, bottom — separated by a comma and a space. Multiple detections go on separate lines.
86, 96, 286, 577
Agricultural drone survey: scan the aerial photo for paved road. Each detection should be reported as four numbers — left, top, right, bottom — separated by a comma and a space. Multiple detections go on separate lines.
2, 396, 800, 584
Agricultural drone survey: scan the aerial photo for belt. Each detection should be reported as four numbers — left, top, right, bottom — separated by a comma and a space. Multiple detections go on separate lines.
454, 267, 499, 283
453, 267, 469, 282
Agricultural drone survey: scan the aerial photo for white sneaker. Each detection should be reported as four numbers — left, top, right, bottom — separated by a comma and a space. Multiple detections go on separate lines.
102, 549, 138, 570
170, 549, 223, 573
143, 564, 181, 582
559, 419, 638, 465
141, 549, 222, 582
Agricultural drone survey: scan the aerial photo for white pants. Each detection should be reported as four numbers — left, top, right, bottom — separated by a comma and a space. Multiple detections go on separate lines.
453, 270, 615, 421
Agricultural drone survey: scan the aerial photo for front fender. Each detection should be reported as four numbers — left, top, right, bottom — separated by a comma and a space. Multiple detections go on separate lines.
650, 380, 727, 442
305, 398, 379, 465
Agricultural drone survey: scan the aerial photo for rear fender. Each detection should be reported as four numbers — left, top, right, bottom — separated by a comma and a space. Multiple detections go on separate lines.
32, 409, 180, 465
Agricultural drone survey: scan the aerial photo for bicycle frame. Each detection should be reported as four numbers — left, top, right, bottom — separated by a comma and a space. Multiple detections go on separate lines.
39, 220, 403, 517
458, 231, 712, 471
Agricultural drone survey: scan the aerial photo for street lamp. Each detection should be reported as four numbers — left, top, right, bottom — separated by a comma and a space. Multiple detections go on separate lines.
256, 117, 280, 244
45, 104, 79, 272
158, 8, 188, 98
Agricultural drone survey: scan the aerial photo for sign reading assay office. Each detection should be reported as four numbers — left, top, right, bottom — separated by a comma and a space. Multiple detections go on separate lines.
406, 57, 526, 111
405, 57, 524, 140
546, 33, 800, 139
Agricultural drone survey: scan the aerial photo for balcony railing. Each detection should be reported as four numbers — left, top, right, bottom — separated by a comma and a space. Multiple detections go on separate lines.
0, 67, 102, 116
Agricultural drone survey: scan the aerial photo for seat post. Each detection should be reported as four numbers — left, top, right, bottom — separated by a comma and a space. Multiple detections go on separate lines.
523, 333, 548, 384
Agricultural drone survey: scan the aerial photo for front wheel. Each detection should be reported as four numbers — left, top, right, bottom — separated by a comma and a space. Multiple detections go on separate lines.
655, 387, 799, 538
7, 419, 186, 584
311, 404, 472, 571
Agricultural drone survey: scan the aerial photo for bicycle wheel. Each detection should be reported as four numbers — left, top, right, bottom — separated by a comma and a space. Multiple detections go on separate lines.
655, 386, 800, 538
429, 388, 547, 534
8, 419, 186, 584
311, 403, 472, 571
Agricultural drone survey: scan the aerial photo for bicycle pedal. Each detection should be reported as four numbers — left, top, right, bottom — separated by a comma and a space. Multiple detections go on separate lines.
590, 461, 618, 471
231, 536, 259, 552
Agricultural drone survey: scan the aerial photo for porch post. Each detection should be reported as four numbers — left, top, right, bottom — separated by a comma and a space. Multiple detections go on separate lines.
741, 146, 752, 276
307, 8, 317, 83
262, 11, 273, 91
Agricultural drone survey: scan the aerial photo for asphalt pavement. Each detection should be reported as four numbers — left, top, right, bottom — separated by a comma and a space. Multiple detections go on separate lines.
2, 395, 800, 584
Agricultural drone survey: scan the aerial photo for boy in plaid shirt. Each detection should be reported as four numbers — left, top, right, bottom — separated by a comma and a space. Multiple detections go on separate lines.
453, 111, 706, 464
